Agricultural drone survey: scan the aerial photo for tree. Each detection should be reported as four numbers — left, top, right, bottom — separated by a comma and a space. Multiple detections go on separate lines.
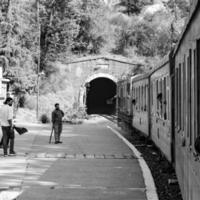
0, 0, 38, 95
39, 0, 108, 74
114, 0, 152, 15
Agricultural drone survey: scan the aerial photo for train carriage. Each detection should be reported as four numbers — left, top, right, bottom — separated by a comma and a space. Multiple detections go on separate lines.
117, 78, 132, 127
116, 3, 200, 200
173, 1, 200, 199
131, 74, 150, 137
149, 58, 173, 162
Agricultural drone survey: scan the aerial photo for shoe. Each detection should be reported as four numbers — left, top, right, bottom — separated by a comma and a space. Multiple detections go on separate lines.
0, 145, 2, 149
4, 154, 8, 157
58, 141, 62, 144
54, 141, 59, 144
9, 151, 16, 155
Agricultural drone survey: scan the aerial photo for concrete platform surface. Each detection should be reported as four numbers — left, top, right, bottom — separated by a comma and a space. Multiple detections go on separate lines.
0, 117, 153, 200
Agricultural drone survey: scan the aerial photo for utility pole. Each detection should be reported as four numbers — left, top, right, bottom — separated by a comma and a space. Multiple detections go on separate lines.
36, 0, 41, 121
170, 0, 177, 50
127, 0, 130, 16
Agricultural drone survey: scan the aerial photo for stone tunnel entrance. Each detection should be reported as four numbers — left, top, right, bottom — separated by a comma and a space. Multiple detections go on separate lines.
86, 77, 116, 115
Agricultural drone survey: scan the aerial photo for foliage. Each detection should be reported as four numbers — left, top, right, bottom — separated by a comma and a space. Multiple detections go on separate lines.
114, 0, 153, 15
110, 0, 190, 62
0, 0, 192, 118
0, 0, 38, 96
39, 0, 108, 74
40, 113, 50, 123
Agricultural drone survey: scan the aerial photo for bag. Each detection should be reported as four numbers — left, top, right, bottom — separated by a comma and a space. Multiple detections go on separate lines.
14, 126, 28, 135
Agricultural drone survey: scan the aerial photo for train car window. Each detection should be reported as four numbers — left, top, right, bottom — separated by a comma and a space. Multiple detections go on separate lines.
134, 87, 137, 109
141, 85, 143, 111
140, 86, 143, 111
144, 85, 146, 111
135, 87, 136, 99
151, 82, 153, 107
144, 85, 147, 112
197, 39, 200, 138
118, 86, 120, 107
163, 77, 167, 120
134, 87, 136, 110
138, 86, 141, 111
144, 85, 145, 111
136, 87, 138, 110
122, 85, 124, 110
183, 56, 186, 131
186, 53, 191, 143
134, 88, 136, 103
119, 86, 121, 107
137, 87, 138, 111
189, 49, 192, 145
177, 65, 181, 129
193, 48, 197, 143
156, 80, 159, 112
147, 84, 148, 108
178, 64, 182, 130
187, 57, 189, 136
175, 68, 178, 125
137, 87, 139, 111
140, 86, 142, 111
167, 76, 169, 120
143, 85, 145, 111
121, 85, 123, 110
192, 48, 196, 146
160, 79, 163, 117
138, 87, 140, 110
127, 82, 130, 95
139, 86, 140, 111
181, 61, 183, 131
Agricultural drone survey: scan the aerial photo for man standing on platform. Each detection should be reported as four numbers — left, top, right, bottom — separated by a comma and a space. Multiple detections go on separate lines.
51, 103, 64, 144
0, 97, 15, 156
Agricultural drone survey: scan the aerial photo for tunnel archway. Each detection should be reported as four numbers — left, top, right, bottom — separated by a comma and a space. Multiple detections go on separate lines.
86, 77, 116, 115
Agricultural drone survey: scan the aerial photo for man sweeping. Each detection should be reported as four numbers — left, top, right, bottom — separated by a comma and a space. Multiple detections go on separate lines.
51, 103, 64, 144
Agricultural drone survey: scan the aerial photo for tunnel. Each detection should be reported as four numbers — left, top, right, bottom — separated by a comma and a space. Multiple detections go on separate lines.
86, 77, 116, 115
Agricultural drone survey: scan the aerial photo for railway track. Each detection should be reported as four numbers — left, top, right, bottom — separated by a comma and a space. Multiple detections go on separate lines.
101, 114, 117, 124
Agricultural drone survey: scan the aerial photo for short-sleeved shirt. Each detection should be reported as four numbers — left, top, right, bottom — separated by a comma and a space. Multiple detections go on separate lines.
0, 104, 13, 126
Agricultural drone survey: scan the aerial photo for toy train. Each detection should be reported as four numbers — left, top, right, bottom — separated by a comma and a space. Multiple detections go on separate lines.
117, 2, 200, 200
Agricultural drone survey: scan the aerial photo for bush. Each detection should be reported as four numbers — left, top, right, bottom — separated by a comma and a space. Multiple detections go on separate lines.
40, 114, 50, 124
63, 107, 88, 121
18, 95, 26, 108
24, 94, 36, 110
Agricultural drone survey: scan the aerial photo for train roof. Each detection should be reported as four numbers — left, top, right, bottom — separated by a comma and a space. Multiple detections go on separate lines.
173, 1, 200, 55
131, 73, 150, 82
149, 55, 169, 75
118, 78, 129, 83
130, 55, 169, 83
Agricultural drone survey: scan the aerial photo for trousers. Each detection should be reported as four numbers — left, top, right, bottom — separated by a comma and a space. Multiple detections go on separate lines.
54, 122, 62, 142
2, 126, 15, 155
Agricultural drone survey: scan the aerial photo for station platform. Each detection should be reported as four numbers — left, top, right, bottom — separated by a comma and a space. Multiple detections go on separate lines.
0, 117, 158, 200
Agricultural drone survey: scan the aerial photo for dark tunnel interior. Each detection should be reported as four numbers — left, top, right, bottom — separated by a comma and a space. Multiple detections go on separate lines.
86, 78, 116, 115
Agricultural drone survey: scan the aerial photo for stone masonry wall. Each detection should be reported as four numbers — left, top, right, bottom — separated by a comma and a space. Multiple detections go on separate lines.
64, 56, 136, 107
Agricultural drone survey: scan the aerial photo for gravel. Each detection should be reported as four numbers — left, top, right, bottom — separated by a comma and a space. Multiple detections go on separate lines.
118, 124, 183, 200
